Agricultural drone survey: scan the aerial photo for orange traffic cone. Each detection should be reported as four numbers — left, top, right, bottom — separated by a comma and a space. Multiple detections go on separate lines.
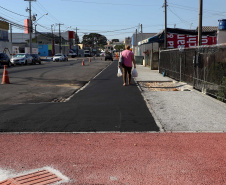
1, 65, 10, 84
89, 58, 91, 63
82, 59, 85, 66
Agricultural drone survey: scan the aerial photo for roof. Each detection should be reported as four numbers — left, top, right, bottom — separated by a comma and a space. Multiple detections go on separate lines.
196, 26, 218, 32
138, 27, 217, 45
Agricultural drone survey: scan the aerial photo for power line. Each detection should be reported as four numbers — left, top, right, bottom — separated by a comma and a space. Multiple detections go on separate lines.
36, 1, 61, 23
0, 16, 26, 30
0, 5, 27, 17
168, 7, 191, 26
61, 0, 160, 7
79, 26, 137, 33
168, 2, 226, 15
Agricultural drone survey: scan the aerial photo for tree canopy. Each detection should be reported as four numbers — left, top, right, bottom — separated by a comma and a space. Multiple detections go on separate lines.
82, 33, 107, 49
112, 39, 119, 43
114, 44, 125, 52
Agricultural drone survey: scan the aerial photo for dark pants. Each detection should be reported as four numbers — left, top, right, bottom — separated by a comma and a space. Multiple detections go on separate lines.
123, 66, 132, 84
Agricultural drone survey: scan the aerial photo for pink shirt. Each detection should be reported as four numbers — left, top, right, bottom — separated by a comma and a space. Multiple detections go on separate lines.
121, 50, 134, 67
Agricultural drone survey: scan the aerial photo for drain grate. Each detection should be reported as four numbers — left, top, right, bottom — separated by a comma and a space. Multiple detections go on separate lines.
0, 169, 63, 185
139, 81, 178, 91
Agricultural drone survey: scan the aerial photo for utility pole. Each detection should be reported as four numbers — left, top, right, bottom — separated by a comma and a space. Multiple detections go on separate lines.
35, 24, 37, 43
141, 24, 144, 62
76, 27, 78, 56
29, 0, 32, 54
56, 23, 64, 53
10, 24, 12, 43
25, 0, 36, 54
51, 24, 55, 56
10, 24, 12, 56
141, 24, 143, 42
198, 0, 203, 46
164, 0, 167, 49
136, 29, 137, 46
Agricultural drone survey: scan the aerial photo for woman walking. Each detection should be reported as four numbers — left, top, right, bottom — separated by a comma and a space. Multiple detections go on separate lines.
119, 45, 136, 86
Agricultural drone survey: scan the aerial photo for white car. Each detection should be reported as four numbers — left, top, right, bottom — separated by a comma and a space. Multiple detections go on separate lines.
84, 50, 90, 57
68, 50, 77, 58
53, 53, 64, 62
10, 53, 33, 65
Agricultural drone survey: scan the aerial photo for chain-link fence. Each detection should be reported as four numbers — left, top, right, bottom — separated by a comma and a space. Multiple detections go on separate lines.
159, 45, 226, 102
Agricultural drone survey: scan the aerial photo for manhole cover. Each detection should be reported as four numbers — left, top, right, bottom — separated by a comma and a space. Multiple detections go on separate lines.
0, 169, 63, 185
139, 81, 179, 91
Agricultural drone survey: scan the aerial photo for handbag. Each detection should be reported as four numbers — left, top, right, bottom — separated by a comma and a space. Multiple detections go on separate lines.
117, 67, 122, 77
132, 68, 138, 77
119, 55, 123, 66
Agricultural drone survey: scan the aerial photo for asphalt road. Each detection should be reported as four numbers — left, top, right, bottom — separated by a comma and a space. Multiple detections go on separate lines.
0, 58, 110, 104
0, 59, 159, 132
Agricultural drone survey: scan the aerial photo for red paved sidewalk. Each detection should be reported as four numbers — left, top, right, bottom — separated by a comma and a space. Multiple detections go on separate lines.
0, 133, 225, 184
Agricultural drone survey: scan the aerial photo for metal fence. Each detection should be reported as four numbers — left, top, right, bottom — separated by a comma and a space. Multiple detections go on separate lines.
159, 45, 226, 102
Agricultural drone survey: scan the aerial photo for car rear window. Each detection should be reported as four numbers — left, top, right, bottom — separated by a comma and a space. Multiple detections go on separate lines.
15, 54, 25, 57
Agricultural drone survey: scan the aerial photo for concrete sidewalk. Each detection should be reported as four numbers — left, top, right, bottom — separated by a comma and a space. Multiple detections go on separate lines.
134, 65, 226, 132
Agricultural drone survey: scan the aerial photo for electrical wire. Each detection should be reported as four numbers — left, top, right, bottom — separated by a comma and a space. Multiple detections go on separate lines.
78, 26, 137, 33
168, 7, 191, 26
36, 1, 61, 24
61, 0, 159, 7
168, 2, 226, 16
0, 5, 27, 17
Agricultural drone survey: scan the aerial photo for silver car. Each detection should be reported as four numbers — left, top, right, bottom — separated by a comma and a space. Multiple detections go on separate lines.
11, 53, 33, 65
53, 53, 64, 62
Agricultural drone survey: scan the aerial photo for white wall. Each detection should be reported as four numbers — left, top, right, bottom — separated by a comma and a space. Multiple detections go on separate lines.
0, 41, 12, 57
217, 30, 226, 44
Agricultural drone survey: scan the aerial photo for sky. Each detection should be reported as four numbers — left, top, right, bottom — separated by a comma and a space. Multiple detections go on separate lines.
1, 0, 226, 42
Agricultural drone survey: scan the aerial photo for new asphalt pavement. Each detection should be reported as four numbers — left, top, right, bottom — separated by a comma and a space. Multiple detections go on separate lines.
0, 60, 159, 132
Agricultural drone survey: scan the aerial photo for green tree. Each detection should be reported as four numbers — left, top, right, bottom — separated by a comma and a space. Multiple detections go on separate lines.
114, 44, 125, 52
112, 39, 119, 43
82, 33, 107, 49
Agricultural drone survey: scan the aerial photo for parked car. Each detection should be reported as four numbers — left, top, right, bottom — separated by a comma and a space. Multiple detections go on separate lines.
100, 52, 105, 57
84, 50, 90, 57
10, 53, 33, 65
63, 55, 68, 61
31, 54, 41, 64
53, 53, 64, 62
0, 53, 12, 67
105, 53, 113, 61
68, 50, 77, 58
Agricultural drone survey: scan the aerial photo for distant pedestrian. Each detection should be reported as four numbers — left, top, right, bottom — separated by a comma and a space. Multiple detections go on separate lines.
116, 53, 118, 59
119, 45, 136, 86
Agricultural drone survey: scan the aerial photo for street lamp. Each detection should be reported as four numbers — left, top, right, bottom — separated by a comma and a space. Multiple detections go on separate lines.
34, 13, 48, 43
36, 13, 48, 22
